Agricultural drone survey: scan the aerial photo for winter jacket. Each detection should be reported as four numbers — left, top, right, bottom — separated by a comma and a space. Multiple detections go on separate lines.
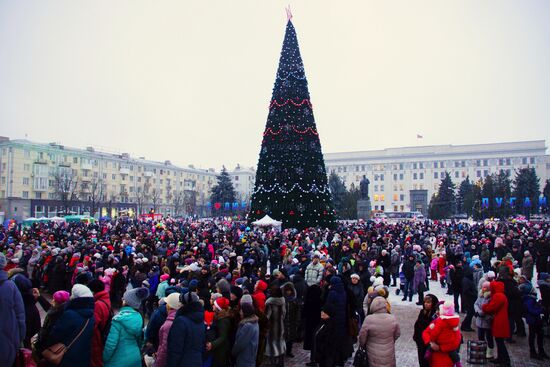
472, 267, 484, 288
500, 277, 522, 317
422, 314, 462, 367
265, 296, 286, 357
402, 259, 415, 280
167, 301, 205, 367
156, 280, 169, 299
522, 294, 543, 326
305, 261, 324, 286
145, 303, 168, 348
412, 264, 426, 293
0, 271, 26, 367
324, 276, 347, 339
12, 273, 41, 347
390, 251, 401, 274
303, 285, 322, 351
155, 309, 177, 367
461, 268, 477, 310
282, 282, 301, 342
47, 297, 95, 367
252, 280, 267, 313
358, 297, 400, 367
474, 292, 492, 329
232, 315, 259, 367
103, 306, 143, 367
210, 310, 233, 367
521, 255, 534, 279
482, 281, 510, 338
91, 290, 112, 367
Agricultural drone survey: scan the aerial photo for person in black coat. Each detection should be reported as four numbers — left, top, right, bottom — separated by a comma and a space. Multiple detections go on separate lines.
46, 284, 95, 367
460, 267, 477, 331
413, 294, 439, 367
303, 284, 322, 365
312, 303, 338, 367
12, 273, 41, 348
450, 261, 464, 313
499, 271, 526, 339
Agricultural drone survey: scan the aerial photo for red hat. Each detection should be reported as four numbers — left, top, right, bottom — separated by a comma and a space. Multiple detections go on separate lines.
160, 274, 170, 282
214, 297, 230, 311
255, 280, 268, 292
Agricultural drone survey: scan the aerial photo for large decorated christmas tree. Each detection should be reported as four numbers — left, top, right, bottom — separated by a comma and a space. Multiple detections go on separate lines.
249, 15, 336, 229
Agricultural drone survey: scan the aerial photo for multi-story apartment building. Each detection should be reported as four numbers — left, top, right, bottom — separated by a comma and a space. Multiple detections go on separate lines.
230, 164, 255, 204
0, 137, 220, 221
324, 140, 550, 215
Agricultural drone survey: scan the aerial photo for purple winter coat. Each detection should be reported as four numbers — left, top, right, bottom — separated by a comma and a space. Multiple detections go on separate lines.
412, 264, 426, 293
155, 309, 177, 367
0, 271, 26, 367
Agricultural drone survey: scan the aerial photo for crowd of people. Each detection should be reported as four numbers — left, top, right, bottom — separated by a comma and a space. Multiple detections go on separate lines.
0, 216, 549, 367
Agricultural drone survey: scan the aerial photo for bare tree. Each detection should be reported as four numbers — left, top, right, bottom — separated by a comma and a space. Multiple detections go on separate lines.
172, 190, 185, 217
184, 189, 197, 215
107, 192, 118, 218
134, 186, 149, 215
150, 188, 161, 213
80, 177, 104, 217
52, 167, 80, 214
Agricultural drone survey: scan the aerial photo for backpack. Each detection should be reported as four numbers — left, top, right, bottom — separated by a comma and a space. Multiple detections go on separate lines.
98, 299, 114, 346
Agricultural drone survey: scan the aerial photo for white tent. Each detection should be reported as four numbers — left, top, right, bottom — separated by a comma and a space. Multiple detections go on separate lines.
50, 216, 67, 222
252, 215, 282, 229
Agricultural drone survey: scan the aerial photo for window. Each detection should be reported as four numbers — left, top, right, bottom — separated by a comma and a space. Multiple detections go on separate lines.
413, 173, 417, 180
393, 185, 397, 191
399, 163, 404, 170
380, 195, 385, 201
343, 167, 347, 172
441, 171, 445, 178
24, 150, 30, 158
483, 159, 488, 166
506, 158, 511, 165
506, 169, 511, 175
103, 173, 107, 179
434, 172, 438, 179
380, 174, 384, 181
393, 194, 398, 201
393, 173, 397, 180
499, 159, 504, 166
419, 162, 424, 169
434, 162, 438, 168
394, 205, 398, 211
455, 171, 459, 178
374, 195, 379, 201
380, 185, 384, 191
413, 163, 417, 169
22, 191, 29, 198
476, 170, 481, 178
440, 161, 445, 168
484, 170, 489, 177
399, 184, 404, 191
461, 161, 465, 167
380, 205, 385, 211
454, 161, 459, 168
35, 192, 42, 199
23, 164, 30, 171
374, 174, 379, 181
355, 166, 359, 172
73, 157, 78, 164
476, 160, 481, 167
462, 171, 466, 178
399, 173, 404, 180
374, 205, 379, 210
530, 157, 535, 164
400, 194, 405, 201
374, 185, 378, 192
23, 177, 29, 185
1, 177, 5, 184
419, 173, 424, 179
419, 184, 424, 190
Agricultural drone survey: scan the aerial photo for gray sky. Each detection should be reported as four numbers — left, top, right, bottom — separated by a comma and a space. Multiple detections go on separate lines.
1, 0, 549, 170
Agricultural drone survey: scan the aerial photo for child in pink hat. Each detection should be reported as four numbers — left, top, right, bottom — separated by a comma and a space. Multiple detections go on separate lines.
422, 301, 463, 367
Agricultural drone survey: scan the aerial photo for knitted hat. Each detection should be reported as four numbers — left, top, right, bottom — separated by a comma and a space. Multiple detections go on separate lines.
163, 292, 182, 310
486, 271, 495, 279
216, 278, 231, 295
240, 294, 255, 317
180, 291, 199, 305
350, 273, 360, 280
160, 274, 170, 282
0, 253, 6, 270
440, 301, 455, 317
71, 284, 93, 299
211, 293, 223, 302
214, 297, 230, 311
372, 277, 383, 288
123, 287, 150, 309
53, 290, 70, 304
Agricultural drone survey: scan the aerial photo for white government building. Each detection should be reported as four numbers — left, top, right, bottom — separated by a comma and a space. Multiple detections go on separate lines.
324, 140, 550, 214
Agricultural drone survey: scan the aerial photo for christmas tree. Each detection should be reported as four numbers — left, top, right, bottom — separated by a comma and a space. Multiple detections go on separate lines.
249, 15, 335, 229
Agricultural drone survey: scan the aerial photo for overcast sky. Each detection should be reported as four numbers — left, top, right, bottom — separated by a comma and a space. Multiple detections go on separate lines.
1, 0, 549, 171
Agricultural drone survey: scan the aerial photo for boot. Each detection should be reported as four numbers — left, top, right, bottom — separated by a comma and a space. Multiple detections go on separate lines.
486, 347, 494, 359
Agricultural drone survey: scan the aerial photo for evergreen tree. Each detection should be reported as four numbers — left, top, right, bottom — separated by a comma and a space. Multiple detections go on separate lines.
341, 184, 361, 219
249, 18, 335, 229
482, 174, 496, 218
457, 176, 473, 214
428, 172, 456, 219
328, 173, 346, 217
471, 180, 483, 220
494, 169, 512, 217
210, 167, 237, 215
513, 167, 540, 216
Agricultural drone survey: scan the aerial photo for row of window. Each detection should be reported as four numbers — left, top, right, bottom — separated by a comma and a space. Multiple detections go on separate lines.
329, 157, 537, 174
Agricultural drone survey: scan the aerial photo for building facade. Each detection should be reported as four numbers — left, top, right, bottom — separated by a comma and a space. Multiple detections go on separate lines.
324, 141, 550, 214
0, 137, 219, 221
229, 164, 255, 204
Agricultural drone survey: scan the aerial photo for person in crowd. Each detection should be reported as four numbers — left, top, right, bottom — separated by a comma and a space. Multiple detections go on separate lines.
87, 279, 113, 367
155, 292, 182, 367
103, 287, 149, 367
33, 290, 70, 362
0, 252, 26, 367
167, 291, 205, 367
390, 248, 401, 287
312, 303, 338, 367
252, 279, 268, 313
413, 294, 439, 367
11, 271, 41, 349
449, 260, 464, 313
402, 253, 416, 302
498, 265, 526, 341
265, 285, 286, 367
474, 281, 495, 360
413, 258, 427, 305
348, 273, 365, 321
421, 301, 462, 367
305, 254, 324, 286
282, 282, 300, 358
482, 281, 511, 366
303, 284, 322, 366
519, 280, 549, 360
460, 266, 476, 332
45, 284, 95, 367
358, 296, 400, 366
232, 294, 259, 367
522, 251, 534, 281
207, 297, 233, 367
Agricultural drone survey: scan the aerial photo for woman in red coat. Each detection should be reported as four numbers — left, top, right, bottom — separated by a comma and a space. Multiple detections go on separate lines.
422, 301, 462, 367
438, 253, 447, 288
482, 281, 510, 365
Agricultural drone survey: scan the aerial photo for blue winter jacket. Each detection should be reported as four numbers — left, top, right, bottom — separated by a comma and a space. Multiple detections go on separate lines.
166, 301, 205, 367
103, 306, 144, 367
145, 303, 167, 347
522, 295, 543, 325
325, 276, 347, 338
0, 271, 26, 367
47, 297, 95, 367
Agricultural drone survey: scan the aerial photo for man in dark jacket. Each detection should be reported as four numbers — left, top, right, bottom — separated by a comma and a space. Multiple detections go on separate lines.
450, 261, 464, 313
460, 267, 477, 331
402, 254, 416, 302
167, 291, 206, 367
500, 271, 526, 339
0, 253, 26, 367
